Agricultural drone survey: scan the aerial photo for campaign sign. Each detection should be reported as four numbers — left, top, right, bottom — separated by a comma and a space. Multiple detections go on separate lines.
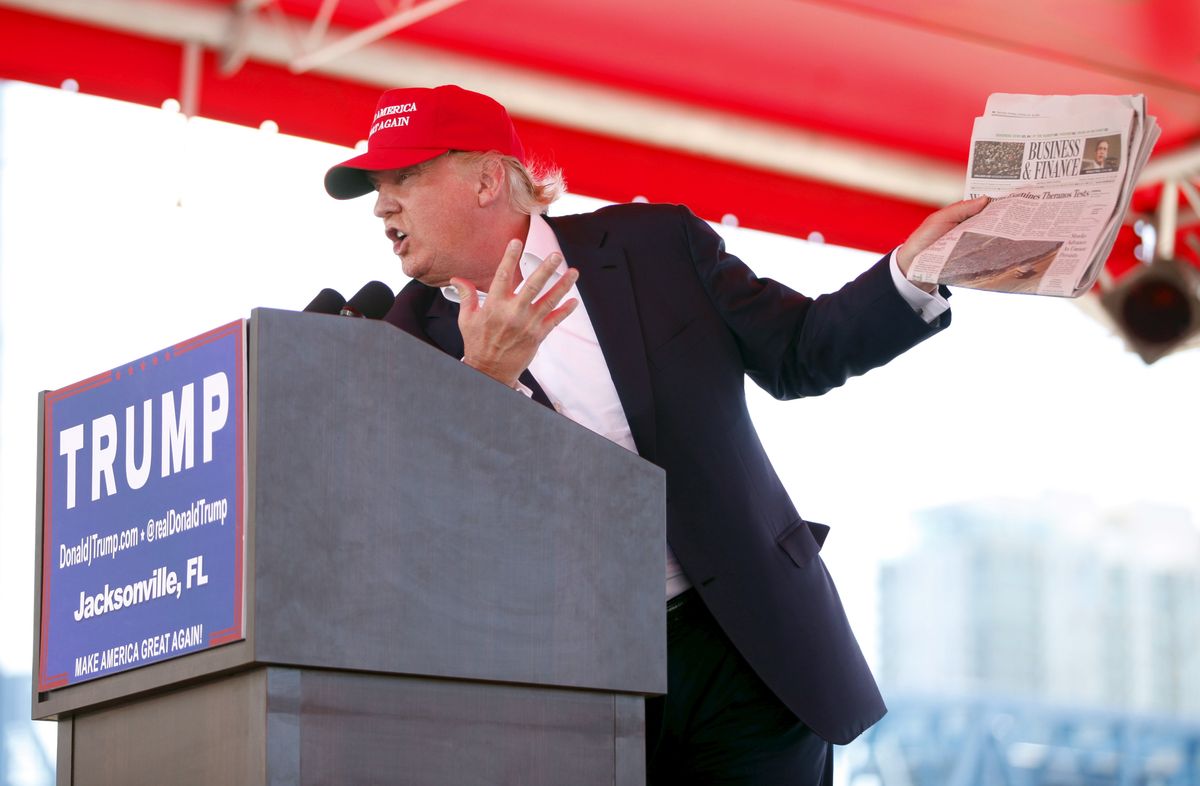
38, 321, 246, 690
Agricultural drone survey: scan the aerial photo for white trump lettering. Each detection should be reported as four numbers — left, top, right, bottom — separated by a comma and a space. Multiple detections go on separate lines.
90, 414, 118, 502
202, 372, 228, 464
161, 383, 194, 477
60, 424, 84, 510
124, 399, 152, 491
57, 375, 232, 509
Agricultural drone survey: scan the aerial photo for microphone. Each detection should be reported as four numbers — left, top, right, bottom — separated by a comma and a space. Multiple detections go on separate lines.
304, 288, 346, 315
340, 281, 395, 319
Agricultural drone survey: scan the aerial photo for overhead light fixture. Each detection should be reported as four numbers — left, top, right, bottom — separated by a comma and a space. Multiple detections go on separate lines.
1100, 257, 1200, 364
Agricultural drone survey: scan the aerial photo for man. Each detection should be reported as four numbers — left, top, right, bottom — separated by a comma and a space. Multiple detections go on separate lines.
325, 84, 986, 785
1082, 139, 1114, 173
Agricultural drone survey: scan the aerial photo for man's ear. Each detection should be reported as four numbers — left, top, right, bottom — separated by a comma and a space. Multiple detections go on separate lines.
476, 154, 506, 207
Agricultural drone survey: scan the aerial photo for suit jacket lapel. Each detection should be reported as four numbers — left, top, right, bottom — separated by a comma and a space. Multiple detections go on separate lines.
423, 294, 464, 358
549, 214, 657, 463
422, 291, 552, 407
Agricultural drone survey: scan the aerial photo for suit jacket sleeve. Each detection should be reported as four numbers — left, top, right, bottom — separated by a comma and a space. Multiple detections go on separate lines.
676, 206, 950, 399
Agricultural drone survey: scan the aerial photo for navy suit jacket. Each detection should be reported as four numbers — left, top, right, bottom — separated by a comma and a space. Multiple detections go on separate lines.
384, 203, 950, 744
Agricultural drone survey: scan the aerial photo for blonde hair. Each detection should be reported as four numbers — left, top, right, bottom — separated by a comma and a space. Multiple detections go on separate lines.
454, 151, 565, 215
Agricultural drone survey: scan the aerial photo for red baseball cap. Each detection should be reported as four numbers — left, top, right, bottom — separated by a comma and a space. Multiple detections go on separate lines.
324, 85, 526, 199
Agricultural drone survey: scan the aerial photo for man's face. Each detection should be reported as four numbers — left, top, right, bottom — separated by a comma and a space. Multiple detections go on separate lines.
1095, 141, 1109, 165
370, 154, 480, 287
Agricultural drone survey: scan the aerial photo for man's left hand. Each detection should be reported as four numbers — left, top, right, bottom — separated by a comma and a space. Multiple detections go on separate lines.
896, 196, 991, 284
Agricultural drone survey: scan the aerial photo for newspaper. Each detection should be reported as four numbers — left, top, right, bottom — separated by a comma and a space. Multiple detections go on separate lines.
907, 94, 1160, 297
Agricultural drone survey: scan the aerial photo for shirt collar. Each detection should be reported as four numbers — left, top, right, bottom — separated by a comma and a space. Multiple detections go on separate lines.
440, 213, 565, 304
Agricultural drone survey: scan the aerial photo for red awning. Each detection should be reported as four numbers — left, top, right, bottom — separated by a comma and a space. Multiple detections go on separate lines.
1, 0, 1197, 272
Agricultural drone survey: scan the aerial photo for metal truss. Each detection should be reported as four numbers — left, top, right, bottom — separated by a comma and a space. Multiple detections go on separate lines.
217, 0, 470, 75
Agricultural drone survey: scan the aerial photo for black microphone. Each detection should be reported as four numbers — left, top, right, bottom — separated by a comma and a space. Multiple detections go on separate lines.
339, 281, 395, 319
304, 288, 346, 315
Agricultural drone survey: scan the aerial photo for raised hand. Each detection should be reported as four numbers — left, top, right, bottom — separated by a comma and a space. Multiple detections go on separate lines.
452, 239, 579, 387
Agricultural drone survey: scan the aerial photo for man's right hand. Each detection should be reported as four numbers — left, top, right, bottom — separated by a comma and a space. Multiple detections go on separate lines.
452, 239, 579, 388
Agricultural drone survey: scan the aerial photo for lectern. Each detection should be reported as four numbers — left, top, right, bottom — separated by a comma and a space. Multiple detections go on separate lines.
33, 308, 666, 785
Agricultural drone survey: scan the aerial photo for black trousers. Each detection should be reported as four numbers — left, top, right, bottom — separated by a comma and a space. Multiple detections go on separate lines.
645, 590, 833, 786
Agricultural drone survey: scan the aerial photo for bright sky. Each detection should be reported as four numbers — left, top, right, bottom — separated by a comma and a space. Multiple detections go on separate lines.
2, 80, 1198, 688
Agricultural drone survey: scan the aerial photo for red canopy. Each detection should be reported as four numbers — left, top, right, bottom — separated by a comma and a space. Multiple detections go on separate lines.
2, 0, 1198, 273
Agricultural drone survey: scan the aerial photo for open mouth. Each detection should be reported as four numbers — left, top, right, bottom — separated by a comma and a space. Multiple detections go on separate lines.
385, 227, 408, 243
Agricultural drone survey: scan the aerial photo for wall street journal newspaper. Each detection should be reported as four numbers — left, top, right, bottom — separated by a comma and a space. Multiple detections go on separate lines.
908, 94, 1160, 297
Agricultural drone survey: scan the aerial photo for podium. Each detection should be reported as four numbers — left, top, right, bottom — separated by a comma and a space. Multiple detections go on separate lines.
33, 308, 666, 785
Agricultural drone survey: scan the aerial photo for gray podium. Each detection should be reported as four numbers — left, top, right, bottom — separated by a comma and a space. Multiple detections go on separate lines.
33, 308, 666, 786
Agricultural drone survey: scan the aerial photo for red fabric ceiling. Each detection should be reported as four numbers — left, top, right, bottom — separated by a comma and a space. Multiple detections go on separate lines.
1, 0, 1197, 270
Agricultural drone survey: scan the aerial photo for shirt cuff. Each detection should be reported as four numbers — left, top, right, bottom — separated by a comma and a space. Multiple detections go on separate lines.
888, 248, 949, 324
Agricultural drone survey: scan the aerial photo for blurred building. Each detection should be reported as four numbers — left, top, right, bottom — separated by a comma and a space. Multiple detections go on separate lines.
878, 496, 1200, 716
850, 497, 1200, 785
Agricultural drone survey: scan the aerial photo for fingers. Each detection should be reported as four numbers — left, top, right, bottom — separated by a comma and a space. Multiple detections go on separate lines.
544, 298, 579, 332
916, 196, 989, 236
532, 264, 579, 315
898, 196, 991, 274
489, 242, 570, 309
941, 194, 990, 223
472, 236, 576, 324
521, 252, 566, 303
450, 277, 479, 314
488, 238, 525, 299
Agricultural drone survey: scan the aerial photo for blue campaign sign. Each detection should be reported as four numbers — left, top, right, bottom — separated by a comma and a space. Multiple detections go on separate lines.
38, 320, 246, 690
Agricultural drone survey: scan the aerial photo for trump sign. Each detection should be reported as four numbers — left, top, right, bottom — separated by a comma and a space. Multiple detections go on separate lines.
38, 321, 246, 690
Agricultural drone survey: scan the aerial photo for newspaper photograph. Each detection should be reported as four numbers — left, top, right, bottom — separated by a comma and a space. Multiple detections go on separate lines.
908, 94, 1160, 297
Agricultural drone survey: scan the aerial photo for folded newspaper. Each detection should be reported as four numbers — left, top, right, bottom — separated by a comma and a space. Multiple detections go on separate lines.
907, 94, 1160, 297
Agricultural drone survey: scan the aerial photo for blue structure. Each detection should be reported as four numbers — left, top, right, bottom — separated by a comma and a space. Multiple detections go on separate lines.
840, 695, 1200, 786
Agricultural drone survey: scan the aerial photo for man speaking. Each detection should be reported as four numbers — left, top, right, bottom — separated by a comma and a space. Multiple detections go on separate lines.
325, 84, 985, 785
